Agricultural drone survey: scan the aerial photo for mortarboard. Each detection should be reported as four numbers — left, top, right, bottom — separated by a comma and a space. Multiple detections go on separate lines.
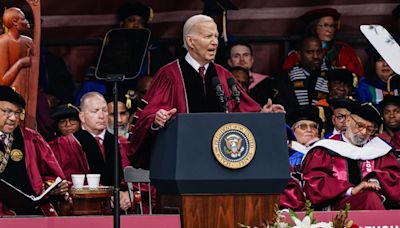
0, 86, 26, 109
326, 68, 358, 88
117, 2, 152, 22
50, 103, 80, 121
202, 0, 238, 44
327, 97, 357, 111
379, 95, 400, 111
300, 8, 341, 23
286, 106, 323, 128
349, 102, 382, 126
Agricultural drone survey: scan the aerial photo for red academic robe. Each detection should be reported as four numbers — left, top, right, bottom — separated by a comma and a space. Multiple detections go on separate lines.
49, 135, 90, 181
282, 41, 363, 77
129, 59, 261, 168
301, 134, 400, 210
49, 133, 131, 182
278, 165, 306, 211
0, 127, 65, 216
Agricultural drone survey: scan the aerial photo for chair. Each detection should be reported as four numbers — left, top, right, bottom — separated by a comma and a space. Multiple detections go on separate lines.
123, 166, 152, 214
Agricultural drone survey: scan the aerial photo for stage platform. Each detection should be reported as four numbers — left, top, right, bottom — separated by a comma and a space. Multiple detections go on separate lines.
0, 215, 181, 228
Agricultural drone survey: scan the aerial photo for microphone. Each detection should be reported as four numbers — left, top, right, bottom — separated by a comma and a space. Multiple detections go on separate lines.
227, 77, 241, 105
211, 77, 227, 112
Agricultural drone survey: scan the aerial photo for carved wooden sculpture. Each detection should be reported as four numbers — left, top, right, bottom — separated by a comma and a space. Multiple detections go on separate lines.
0, 1, 40, 128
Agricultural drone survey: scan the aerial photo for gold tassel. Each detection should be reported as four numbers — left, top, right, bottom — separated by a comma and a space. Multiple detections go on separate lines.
149, 7, 154, 22
387, 74, 394, 92
352, 73, 358, 88
317, 106, 326, 138
125, 94, 132, 109
67, 103, 80, 112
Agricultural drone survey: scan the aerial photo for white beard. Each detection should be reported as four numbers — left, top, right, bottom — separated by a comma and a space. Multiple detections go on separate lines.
107, 124, 128, 138
348, 129, 369, 146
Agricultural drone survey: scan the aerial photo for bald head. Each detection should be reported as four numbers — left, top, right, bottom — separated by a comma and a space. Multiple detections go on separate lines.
3, 7, 30, 33
3, 8, 23, 28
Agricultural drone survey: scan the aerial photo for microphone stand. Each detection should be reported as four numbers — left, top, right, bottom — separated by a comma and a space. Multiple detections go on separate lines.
106, 74, 124, 228
224, 97, 229, 113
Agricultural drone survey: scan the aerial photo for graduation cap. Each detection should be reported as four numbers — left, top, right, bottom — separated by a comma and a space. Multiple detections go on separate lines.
0, 86, 26, 109
202, 0, 238, 44
202, 0, 238, 16
349, 102, 382, 126
117, 2, 153, 22
286, 106, 323, 128
300, 8, 341, 23
327, 97, 357, 111
379, 95, 400, 111
50, 103, 80, 121
326, 68, 358, 88
105, 90, 140, 111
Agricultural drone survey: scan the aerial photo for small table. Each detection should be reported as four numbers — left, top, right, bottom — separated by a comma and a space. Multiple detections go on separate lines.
69, 186, 114, 215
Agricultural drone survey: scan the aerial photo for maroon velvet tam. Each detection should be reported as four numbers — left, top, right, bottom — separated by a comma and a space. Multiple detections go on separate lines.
300, 8, 341, 23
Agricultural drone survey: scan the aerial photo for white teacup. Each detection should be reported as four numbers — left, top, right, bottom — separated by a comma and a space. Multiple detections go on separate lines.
71, 174, 85, 188
86, 174, 101, 188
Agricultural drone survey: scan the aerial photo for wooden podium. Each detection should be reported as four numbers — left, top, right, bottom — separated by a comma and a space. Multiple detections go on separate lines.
149, 113, 289, 227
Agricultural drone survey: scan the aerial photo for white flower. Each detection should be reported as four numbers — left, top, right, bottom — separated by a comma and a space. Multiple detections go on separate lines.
292, 215, 312, 228
292, 216, 333, 228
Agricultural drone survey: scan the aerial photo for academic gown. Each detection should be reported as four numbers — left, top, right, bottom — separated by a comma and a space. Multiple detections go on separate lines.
278, 165, 306, 211
0, 127, 65, 216
301, 134, 400, 210
129, 58, 261, 169
49, 129, 123, 186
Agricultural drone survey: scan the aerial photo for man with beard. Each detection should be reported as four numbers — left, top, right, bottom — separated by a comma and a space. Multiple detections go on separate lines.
378, 95, 400, 151
106, 96, 131, 140
276, 35, 328, 113
130, 14, 284, 169
301, 102, 400, 210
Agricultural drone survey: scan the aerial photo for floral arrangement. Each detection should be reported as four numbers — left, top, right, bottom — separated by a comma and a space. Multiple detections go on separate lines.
238, 201, 358, 228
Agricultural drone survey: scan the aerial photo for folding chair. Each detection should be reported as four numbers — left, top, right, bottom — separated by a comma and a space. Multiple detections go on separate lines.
123, 166, 152, 214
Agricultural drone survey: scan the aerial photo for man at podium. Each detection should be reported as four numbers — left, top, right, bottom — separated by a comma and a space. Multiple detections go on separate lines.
129, 14, 284, 169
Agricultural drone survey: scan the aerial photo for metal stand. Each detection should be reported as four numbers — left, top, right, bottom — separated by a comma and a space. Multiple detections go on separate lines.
106, 74, 124, 228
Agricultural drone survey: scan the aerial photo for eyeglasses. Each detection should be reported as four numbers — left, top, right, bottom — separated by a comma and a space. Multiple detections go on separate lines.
317, 23, 337, 30
58, 118, 79, 126
294, 123, 319, 131
334, 114, 349, 122
0, 108, 22, 118
349, 115, 377, 134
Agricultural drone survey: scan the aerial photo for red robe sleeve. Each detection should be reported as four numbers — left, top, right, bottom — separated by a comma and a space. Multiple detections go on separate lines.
336, 41, 364, 76
49, 135, 90, 182
367, 152, 400, 203
129, 61, 186, 169
390, 131, 400, 150
282, 51, 300, 72
301, 148, 353, 206
23, 128, 65, 195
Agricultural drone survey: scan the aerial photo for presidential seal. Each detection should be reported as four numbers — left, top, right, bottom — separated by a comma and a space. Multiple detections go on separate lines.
212, 123, 256, 169
10, 149, 23, 162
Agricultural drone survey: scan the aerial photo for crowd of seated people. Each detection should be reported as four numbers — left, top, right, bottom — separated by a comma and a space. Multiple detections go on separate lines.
2, 1, 400, 216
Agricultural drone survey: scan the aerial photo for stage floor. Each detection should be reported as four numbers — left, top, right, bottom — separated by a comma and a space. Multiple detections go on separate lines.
0, 214, 181, 228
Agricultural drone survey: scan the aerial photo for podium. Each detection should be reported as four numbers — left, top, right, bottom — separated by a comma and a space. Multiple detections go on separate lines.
150, 113, 289, 227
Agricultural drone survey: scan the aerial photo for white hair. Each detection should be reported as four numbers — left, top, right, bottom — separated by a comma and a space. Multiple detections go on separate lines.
182, 14, 214, 50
